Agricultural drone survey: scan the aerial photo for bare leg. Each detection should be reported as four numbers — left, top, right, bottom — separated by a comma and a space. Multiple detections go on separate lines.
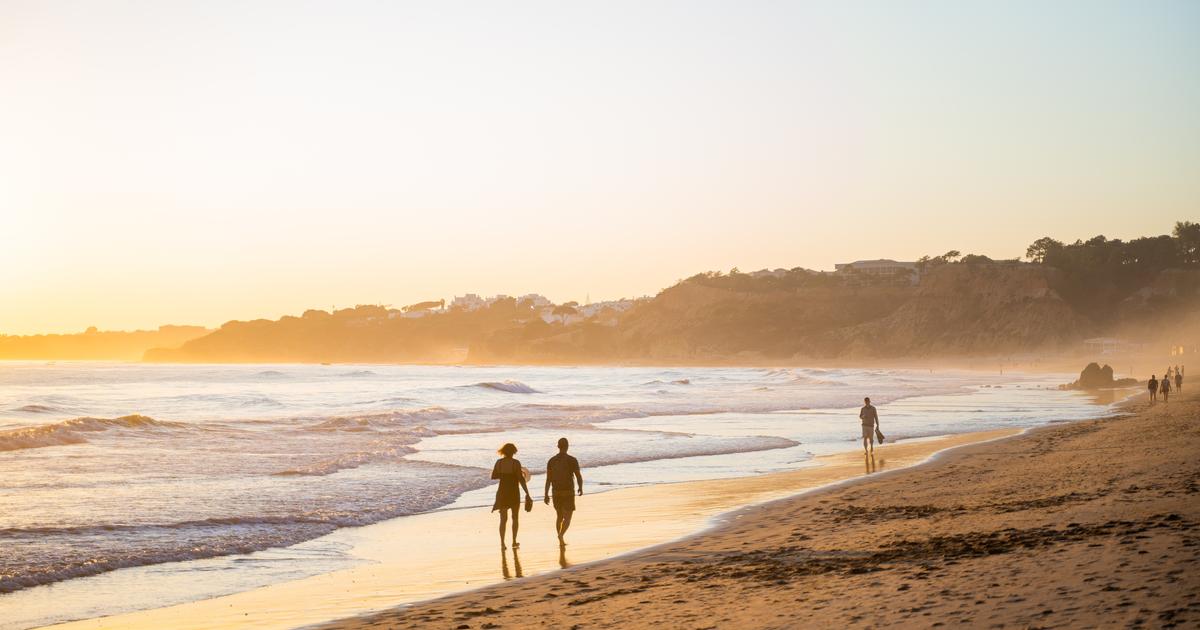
511, 509, 520, 548
499, 510, 508, 549
560, 512, 573, 542
863, 437, 869, 453
555, 511, 564, 540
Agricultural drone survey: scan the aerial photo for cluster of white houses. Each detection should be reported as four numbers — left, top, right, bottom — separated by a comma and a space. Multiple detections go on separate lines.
390, 293, 644, 325
833, 259, 920, 276
391, 260, 921, 322
743, 260, 921, 283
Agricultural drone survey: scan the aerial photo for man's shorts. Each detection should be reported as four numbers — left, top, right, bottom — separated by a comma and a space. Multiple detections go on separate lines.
552, 491, 576, 513
862, 425, 874, 440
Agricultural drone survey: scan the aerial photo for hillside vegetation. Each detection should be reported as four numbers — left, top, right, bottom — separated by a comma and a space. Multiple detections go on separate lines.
0, 326, 209, 361
142, 222, 1199, 364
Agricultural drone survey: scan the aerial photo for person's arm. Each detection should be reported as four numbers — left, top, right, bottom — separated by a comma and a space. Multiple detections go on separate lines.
574, 459, 583, 496
490, 460, 500, 480
517, 460, 531, 498
544, 459, 552, 505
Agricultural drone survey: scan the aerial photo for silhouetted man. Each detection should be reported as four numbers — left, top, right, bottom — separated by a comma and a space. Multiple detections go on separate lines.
860, 397, 880, 453
544, 437, 583, 546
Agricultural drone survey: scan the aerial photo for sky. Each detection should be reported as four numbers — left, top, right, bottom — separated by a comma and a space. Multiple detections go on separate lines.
1, 1, 1197, 334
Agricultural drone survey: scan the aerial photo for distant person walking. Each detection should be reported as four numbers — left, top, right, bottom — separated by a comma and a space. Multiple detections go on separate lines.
1149, 375, 1159, 403
544, 437, 583, 546
1160, 372, 1172, 403
860, 397, 880, 453
1176, 367, 1183, 392
492, 443, 531, 550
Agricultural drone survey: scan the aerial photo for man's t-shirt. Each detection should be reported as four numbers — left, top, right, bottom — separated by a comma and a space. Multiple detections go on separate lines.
859, 404, 879, 427
546, 453, 580, 494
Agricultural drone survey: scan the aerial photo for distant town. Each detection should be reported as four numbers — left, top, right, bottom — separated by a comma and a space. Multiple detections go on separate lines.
393, 294, 648, 326
392, 259, 928, 323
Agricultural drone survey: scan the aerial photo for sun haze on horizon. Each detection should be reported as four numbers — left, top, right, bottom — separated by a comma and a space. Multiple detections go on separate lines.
1, 1, 1197, 334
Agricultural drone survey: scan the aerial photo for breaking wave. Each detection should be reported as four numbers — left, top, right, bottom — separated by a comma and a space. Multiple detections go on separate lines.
13, 404, 59, 413
472, 380, 539, 394
272, 442, 422, 476
306, 407, 453, 432
0, 415, 187, 452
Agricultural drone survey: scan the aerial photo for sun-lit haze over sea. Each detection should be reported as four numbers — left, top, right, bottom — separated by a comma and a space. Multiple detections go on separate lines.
2, 1, 1198, 334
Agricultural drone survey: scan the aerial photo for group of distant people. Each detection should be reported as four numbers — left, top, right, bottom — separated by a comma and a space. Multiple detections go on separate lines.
1148, 366, 1184, 403
491, 437, 582, 550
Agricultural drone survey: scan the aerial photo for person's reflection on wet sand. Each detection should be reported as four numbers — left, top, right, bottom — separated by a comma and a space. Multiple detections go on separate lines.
500, 549, 524, 579
559, 545, 571, 569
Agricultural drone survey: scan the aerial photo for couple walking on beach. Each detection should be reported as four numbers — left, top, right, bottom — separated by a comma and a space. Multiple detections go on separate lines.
491, 438, 583, 550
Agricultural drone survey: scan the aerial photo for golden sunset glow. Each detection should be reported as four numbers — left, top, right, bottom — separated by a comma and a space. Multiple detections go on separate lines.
2, 2, 1197, 334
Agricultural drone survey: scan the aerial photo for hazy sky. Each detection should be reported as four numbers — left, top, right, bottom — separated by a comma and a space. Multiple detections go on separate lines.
2, 1, 1197, 334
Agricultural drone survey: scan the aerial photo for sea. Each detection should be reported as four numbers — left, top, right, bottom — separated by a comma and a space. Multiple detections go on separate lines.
0, 362, 1119, 628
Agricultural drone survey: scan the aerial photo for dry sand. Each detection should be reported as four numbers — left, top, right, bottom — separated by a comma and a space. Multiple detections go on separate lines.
325, 390, 1200, 629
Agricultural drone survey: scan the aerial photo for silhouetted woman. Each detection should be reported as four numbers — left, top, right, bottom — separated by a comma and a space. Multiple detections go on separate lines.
492, 443, 531, 549
1160, 371, 1171, 403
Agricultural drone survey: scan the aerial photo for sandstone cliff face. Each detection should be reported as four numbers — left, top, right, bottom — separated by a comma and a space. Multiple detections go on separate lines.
825, 264, 1092, 357
1116, 269, 1200, 323
612, 281, 911, 359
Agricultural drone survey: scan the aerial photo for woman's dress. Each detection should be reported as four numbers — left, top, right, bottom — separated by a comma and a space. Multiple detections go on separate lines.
492, 458, 522, 511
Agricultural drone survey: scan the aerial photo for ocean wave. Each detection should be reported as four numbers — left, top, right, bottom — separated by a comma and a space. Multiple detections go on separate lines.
272, 447, 417, 476
272, 434, 431, 476
0, 520, 339, 594
510, 432, 801, 474
472, 380, 539, 394
0, 516, 336, 537
762, 368, 848, 387
166, 393, 282, 407
0, 415, 187, 452
306, 407, 453, 432
12, 404, 59, 413
340, 370, 376, 377
0, 460, 492, 594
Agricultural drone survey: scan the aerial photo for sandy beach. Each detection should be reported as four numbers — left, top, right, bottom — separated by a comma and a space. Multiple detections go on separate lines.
318, 390, 1200, 629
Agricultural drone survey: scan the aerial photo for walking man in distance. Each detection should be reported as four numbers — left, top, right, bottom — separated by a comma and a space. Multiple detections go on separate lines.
544, 437, 583, 547
860, 397, 881, 453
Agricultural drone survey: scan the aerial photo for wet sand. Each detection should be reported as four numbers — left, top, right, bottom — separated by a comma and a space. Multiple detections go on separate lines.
41, 430, 1014, 629
322, 390, 1200, 629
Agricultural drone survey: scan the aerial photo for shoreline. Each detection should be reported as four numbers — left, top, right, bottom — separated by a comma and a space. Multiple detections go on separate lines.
2, 357, 1139, 377
37, 428, 1022, 630
320, 389, 1199, 629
